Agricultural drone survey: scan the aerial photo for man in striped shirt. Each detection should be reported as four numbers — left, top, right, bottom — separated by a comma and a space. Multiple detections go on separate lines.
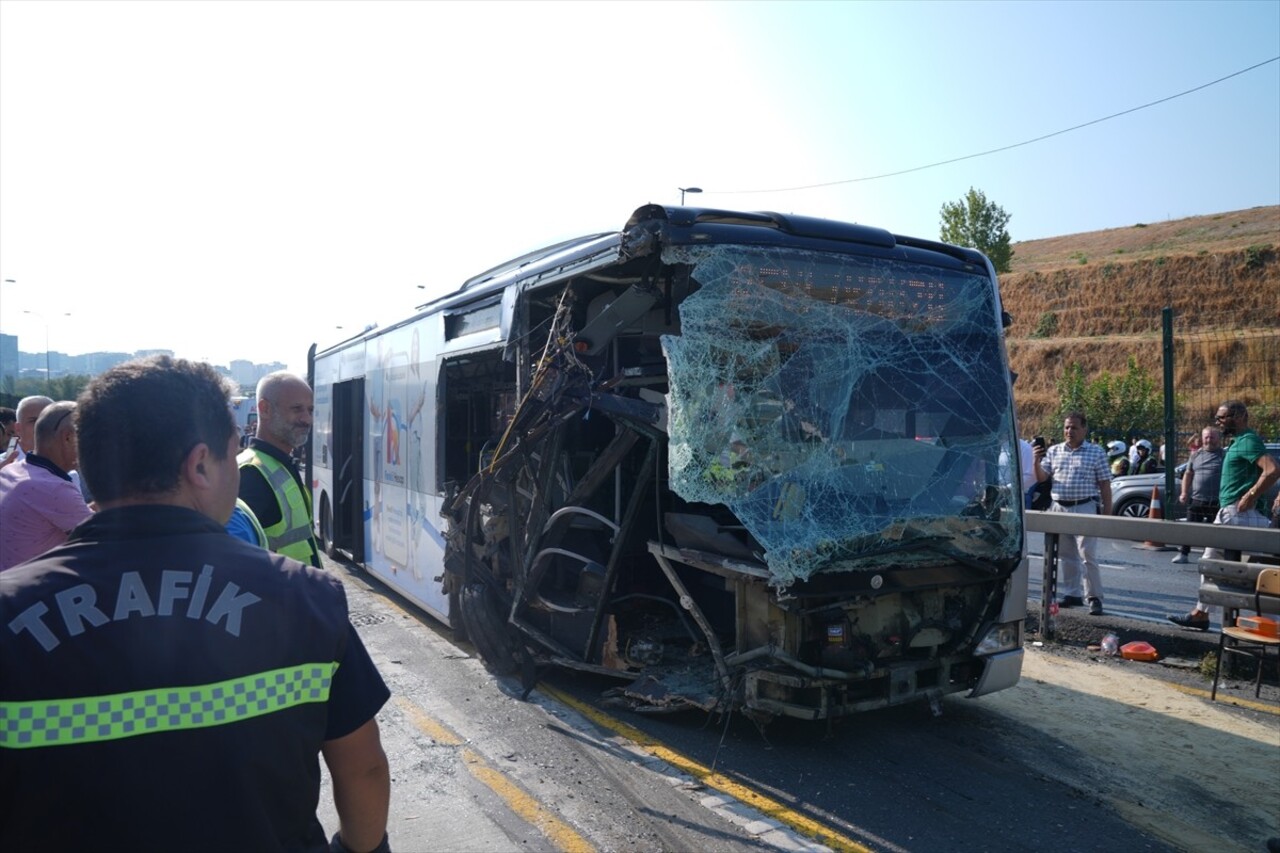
1033, 410, 1113, 616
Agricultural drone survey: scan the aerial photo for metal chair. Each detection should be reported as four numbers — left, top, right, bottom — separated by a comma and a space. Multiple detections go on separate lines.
1212, 568, 1280, 700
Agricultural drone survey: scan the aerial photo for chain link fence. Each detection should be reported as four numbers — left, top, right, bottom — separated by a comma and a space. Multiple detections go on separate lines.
1170, 309, 1280, 458
1159, 308, 1280, 519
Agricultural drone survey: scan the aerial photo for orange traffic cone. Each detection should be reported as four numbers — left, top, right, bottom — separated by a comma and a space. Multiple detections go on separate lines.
1143, 485, 1164, 548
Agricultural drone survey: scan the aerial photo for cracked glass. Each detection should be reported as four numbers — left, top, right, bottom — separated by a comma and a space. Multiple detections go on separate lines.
662, 244, 1022, 588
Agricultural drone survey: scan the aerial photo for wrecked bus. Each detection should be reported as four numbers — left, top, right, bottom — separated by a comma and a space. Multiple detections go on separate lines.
309, 203, 1026, 722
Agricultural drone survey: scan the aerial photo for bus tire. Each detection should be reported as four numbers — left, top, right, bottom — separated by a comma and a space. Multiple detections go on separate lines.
448, 582, 469, 643
319, 497, 339, 558
459, 583, 520, 676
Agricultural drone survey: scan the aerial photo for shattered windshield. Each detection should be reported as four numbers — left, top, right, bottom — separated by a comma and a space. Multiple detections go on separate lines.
662, 244, 1022, 588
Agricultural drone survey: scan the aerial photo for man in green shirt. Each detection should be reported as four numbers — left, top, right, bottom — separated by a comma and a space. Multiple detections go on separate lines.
1168, 400, 1279, 630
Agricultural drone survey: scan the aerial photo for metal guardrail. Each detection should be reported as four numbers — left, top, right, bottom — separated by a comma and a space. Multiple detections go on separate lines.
1198, 557, 1280, 616
1024, 511, 1280, 638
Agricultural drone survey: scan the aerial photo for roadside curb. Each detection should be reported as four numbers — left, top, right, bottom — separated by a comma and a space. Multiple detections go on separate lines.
1025, 607, 1220, 660
1024, 606, 1280, 708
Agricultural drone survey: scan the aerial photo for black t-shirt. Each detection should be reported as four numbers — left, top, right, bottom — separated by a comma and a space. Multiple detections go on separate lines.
238, 437, 307, 530
0, 505, 390, 851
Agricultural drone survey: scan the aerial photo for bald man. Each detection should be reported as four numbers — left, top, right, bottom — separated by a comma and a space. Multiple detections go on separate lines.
1, 396, 53, 473
237, 371, 322, 567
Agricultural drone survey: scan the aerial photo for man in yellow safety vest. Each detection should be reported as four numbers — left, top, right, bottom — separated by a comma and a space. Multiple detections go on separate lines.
237, 371, 322, 568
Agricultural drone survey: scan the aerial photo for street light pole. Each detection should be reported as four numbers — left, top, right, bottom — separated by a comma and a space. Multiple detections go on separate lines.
23, 310, 50, 393
678, 186, 702, 205
21, 309, 71, 394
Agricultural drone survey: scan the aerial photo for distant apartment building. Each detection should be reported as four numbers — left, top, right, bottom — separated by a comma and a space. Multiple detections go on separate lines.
7, 346, 284, 388
230, 359, 259, 388
34, 350, 134, 378
0, 333, 17, 391
82, 352, 134, 375
230, 359, 289, 389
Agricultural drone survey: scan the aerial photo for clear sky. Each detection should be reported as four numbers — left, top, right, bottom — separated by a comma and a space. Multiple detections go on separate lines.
2, 0, 1277, 376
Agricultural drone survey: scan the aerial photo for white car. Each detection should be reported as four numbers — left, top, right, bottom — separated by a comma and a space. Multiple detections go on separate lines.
1109, 442, 1280, 517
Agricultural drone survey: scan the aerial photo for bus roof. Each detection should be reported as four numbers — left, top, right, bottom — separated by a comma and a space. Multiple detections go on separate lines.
313, 204, 993, 359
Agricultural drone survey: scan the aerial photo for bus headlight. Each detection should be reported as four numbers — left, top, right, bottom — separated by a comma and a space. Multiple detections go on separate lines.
975, 622, 1021, 655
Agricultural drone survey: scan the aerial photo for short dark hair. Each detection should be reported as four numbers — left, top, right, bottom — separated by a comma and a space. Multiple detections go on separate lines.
1219, 399, 1247, 418
0, 407, 15, 428
1064, 410, 1087, 428
77, 355, 236, 502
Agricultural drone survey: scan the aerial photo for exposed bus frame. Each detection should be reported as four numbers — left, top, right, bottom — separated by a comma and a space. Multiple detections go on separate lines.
309, 203, 1027, 723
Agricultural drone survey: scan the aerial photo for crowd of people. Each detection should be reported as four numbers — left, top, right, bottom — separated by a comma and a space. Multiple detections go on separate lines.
1166, 400, 1279, 629
0, 357, 391, 852
1104, 437, 1162, 476
1020, 401, 1278, 624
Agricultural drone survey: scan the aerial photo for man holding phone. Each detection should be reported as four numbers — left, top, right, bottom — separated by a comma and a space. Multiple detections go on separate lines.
11, 396, 53, 455
1024, 436, 1051, 510
1033, 411, 1112, 616
2, 426, 18, 468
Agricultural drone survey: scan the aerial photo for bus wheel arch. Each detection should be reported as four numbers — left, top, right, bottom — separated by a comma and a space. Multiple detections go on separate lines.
459, 583, 520, 676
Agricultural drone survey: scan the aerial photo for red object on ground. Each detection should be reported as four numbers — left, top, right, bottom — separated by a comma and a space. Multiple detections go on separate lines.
1120, 640, 1159, 662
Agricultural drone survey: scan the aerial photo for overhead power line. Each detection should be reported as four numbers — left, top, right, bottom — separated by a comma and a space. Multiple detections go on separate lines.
712, 56, 1280, 195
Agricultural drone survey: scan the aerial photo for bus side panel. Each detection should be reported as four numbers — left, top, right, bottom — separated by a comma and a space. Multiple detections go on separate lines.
311, 352, 338, 550
361, 319, 451, 622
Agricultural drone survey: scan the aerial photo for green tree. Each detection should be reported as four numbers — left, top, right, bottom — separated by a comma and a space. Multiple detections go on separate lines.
9, 374, 92, 402
939, 187, 1014, 273
1053, 357, 1162, 442
48, 375, 91, 402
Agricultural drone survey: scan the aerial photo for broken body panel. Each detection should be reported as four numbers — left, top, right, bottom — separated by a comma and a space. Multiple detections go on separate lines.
310, 204, 1026, 723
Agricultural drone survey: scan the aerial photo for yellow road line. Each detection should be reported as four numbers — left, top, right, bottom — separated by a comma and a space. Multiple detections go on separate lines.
395, 695, 462, 745
1162, 680, 1280, 715
539, 685, 872, 853
395, 696, 595, 853
461, 748, 594, 853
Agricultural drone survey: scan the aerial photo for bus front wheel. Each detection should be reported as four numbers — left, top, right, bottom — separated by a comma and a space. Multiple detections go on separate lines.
319, 496, 338, 557
459, 583, 520, 676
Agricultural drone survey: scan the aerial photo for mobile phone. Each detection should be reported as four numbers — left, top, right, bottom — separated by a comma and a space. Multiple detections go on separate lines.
1032, 436, 1046, 449
5, 436, 18, 454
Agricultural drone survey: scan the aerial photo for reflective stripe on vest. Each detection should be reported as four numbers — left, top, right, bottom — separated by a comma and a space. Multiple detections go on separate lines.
0, 661, 338, 749
238, 449, 319, 565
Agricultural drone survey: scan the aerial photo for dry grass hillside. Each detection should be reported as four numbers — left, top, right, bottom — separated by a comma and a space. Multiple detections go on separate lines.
1006, 206, 1280, 273
998, 205, 1280, 437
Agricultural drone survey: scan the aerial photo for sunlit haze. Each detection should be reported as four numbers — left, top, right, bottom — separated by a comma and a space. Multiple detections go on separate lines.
2, 0, 1276, 376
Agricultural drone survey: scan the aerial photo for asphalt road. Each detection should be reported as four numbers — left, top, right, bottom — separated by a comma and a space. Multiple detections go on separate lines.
314, 547, 1280, 853
1026, 535, 1218, 627
542, 671, 1181, 853
316, 556, 803, 853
